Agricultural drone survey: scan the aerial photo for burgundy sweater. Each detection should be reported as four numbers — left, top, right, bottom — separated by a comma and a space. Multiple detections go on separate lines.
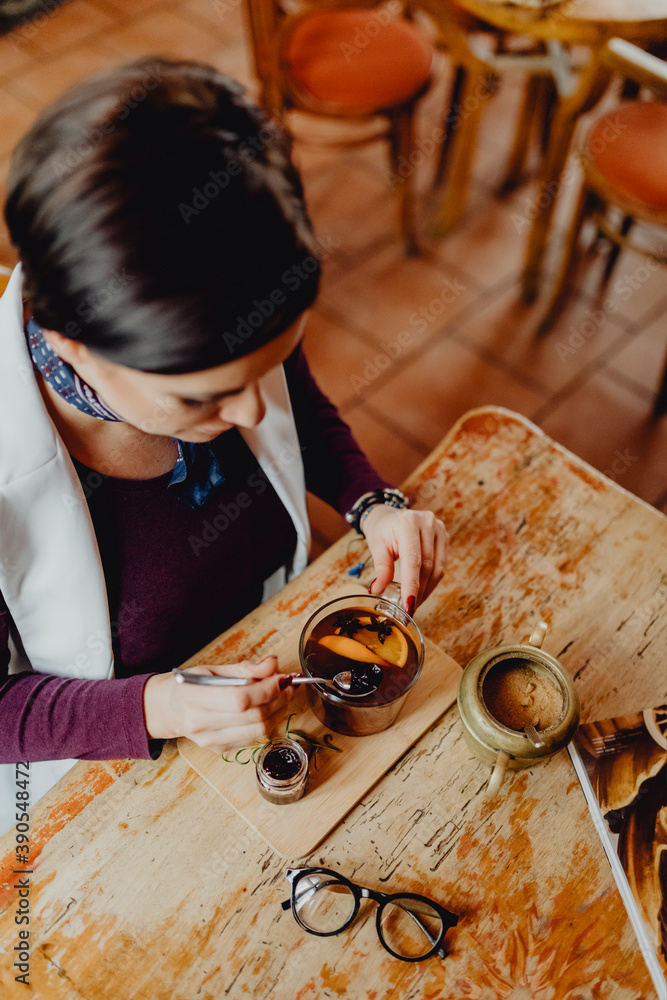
0, 348, 388, 763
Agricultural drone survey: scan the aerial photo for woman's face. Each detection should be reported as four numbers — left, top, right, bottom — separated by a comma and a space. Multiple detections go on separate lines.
44, 316, 306, 442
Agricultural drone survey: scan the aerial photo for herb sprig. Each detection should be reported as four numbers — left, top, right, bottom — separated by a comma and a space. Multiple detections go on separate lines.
285, 713, 342, 770
222, 713, 342, 770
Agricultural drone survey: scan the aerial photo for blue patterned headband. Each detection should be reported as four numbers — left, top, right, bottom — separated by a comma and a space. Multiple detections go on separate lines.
27, 317, 225, 508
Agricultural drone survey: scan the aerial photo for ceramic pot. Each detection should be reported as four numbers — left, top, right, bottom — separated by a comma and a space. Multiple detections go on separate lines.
457, 621, 580, 797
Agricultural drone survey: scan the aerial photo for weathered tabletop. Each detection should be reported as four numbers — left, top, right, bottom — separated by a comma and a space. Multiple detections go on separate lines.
1, 406, 665, 999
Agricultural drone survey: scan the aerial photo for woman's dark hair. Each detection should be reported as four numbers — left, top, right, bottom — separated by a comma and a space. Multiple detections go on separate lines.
4, 58, 320, 373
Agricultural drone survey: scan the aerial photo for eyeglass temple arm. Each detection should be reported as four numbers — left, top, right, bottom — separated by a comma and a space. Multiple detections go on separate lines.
400, 904, 446, 955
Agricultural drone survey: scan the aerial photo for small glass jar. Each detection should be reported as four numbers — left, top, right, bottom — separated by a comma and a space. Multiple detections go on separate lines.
255, 738, 309, 805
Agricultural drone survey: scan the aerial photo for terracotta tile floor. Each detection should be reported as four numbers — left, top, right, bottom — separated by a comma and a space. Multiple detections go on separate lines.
1, 0, 666, 555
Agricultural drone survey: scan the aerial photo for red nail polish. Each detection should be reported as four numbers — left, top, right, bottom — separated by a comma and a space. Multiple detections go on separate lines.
368, 578, 377, 595
406, 596, 416, 617
278, 675, 293, 691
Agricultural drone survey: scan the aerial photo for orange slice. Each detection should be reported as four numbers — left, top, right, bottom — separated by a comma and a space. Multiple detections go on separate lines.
356, 622, 409, 669
318, 635, 392, 668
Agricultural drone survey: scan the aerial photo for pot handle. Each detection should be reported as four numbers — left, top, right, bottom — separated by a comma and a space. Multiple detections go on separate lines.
528, 620, 548, 649
485, 751, 510, 799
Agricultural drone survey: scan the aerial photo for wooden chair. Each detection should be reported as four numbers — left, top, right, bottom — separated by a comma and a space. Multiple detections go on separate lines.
243, 0, 435, 255
409, 0, 588, 234
536, 38, 667, 415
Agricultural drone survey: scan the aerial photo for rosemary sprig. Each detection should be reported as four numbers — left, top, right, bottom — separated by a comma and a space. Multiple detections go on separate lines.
222, 738, 269, 764
285, 713, 342, 769
221, 715, 342, 770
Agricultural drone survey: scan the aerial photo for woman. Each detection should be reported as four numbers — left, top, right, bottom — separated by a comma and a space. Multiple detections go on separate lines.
0, 58, 447, 828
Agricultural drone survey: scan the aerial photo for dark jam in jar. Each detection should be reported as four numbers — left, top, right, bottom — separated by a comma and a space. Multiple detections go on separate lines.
255, 738, 308, 805
262, 746, 302, 780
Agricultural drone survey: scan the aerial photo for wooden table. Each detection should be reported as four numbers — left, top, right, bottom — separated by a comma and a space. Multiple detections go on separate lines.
427, 0, 667, 266
1, 407, 665, 999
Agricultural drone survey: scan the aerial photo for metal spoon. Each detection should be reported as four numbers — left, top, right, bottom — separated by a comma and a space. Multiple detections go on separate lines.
524, 724, 545, 748
292, 669, 381, 698
171, 667, 381, 698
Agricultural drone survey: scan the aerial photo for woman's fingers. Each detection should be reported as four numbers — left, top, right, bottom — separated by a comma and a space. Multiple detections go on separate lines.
391, 511, 438, 610
364, 507, 449, 612
197, 655, 279, 680
191, 700, 293, 753
144, 656, 293, 741
188, 669, 292, 723
415, 517, 449, 606
378, 510, 447, 614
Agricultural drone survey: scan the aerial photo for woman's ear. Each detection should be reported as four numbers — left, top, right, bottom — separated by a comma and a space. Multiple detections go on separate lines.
42, 328, 92, 367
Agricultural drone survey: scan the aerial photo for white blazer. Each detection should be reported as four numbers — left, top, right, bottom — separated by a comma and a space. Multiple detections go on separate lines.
0, 265, 310, 833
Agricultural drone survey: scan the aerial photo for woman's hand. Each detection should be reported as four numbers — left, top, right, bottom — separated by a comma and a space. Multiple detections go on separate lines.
143, 655, 294, 753
361, 506, 448, 614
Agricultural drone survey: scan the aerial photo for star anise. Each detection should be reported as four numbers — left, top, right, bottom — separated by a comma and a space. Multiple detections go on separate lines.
333, 612, 362, 638
365, 619, 394, 643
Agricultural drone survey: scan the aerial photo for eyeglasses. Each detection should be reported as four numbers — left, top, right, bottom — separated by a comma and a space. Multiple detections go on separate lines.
281, 867, 458, 962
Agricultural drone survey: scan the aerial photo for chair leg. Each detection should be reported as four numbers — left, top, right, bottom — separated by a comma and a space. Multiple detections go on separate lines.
434, 64, 467, 190
538, 77, 558, 156
500, 75, 544, 194
521, 105, 580, 304
388, 104, 420, 256
600, 214, 634, 287
654, 362, 667, 418
433, 65, 492, 235
536, 182, 596, 337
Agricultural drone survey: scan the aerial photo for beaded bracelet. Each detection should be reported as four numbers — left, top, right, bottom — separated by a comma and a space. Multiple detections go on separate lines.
344, 488, 409, 536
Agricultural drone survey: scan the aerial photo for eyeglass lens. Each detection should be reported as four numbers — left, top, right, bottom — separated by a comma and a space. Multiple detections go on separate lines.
294, 873, 356, 934
380, 898, 443, 959
293, 873, 444, 959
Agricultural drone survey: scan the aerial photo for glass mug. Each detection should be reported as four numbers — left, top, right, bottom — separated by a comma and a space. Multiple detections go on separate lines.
457, 620, 580, 798
298, 585, 425, 737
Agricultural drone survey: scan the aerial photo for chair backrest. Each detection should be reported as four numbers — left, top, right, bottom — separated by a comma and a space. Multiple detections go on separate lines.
602, 37, 667, 99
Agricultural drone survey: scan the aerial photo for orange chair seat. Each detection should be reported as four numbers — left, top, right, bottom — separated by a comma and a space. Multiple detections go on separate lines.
285, 10, 433, 115
584, 101, 667, 212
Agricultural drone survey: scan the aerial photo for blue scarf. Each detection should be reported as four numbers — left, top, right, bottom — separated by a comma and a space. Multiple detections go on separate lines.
27, 318, 225, 508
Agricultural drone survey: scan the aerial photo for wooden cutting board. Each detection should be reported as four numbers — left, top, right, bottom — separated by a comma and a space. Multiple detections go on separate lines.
178, 622, 461, 857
